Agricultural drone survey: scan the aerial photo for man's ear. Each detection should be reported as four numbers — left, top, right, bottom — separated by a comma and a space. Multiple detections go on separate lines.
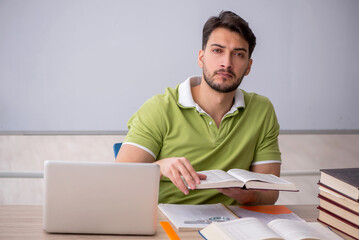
198, 49, 204, 69
244, 59, 253, 76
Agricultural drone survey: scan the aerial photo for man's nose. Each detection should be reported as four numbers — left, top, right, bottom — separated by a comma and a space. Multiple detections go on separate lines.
220, 54, 232, 69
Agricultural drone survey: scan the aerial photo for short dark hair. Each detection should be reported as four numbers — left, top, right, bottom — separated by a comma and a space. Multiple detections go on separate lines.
202, 11, 256, 58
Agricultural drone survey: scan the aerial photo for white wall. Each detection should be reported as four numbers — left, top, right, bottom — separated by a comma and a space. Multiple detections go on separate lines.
1, 0, 358, 132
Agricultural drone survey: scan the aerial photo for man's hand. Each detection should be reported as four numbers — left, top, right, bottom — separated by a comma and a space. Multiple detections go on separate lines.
217, 163, 281, 205
155, 157, 207, 195
216, 188, 258, 204
116, 144, 206, 195
216, 187, 279, 205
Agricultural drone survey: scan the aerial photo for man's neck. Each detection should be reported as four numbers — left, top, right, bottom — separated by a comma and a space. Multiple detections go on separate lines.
191, 78, 236, 127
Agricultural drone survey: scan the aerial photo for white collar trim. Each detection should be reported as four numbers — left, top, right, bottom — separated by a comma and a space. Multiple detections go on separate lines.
178, 76, 245, 114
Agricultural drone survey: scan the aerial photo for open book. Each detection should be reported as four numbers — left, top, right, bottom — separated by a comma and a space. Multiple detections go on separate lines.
199, 217, 343, 240
159, 203, 303, 232
192, 169, 298, 191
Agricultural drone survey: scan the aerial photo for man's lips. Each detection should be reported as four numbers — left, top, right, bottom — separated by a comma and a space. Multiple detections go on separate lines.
216, 71, 234, 78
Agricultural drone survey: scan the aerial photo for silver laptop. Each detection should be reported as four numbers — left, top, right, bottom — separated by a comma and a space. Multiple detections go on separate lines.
43, 161, 160, 235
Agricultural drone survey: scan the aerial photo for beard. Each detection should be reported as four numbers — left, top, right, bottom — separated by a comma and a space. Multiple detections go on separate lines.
203, 65, 246, 93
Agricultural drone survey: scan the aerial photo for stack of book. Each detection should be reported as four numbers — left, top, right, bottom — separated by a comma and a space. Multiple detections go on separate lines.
318, 168, 359, 240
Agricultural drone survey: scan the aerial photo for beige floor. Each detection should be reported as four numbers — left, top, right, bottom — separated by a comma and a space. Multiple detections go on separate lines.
0, 134, 358, 205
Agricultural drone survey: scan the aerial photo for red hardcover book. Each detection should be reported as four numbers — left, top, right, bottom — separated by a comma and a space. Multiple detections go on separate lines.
318, 182, 359, 211
318, 206, 359, 240
318, 194, 359, 226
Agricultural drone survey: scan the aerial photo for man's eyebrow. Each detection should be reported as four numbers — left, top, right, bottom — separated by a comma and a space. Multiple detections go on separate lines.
234, 47, 247, 52
211, 43, 226, 48
210, 43, 247, 52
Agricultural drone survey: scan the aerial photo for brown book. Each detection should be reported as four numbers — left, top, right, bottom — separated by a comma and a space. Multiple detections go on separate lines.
320, 168, 359, 201
318, 206, 359, 240
318, 194, 359, 225
318, 183, 359, 213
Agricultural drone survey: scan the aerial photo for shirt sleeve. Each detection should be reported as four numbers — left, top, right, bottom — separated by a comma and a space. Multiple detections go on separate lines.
124, 95, 166, 159
252, 99, 282, 164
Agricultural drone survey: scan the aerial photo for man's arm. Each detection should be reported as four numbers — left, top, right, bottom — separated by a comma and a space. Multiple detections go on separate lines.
216, 163, 281, 205
115, 144, 206, 195
115, 144, 154, 163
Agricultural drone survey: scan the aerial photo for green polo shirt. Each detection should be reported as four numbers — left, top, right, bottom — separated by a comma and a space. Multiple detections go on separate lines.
124, 76, 281, 205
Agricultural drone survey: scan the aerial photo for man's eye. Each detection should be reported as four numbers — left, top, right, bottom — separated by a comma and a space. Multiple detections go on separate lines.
234, 52, 244, 57
213, 49, 222, 53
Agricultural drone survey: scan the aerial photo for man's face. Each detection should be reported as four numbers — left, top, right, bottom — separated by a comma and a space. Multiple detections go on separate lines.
198, 27, 253, 93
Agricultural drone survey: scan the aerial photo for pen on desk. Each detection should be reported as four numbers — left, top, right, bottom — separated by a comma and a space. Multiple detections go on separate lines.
160, 221, 180, 240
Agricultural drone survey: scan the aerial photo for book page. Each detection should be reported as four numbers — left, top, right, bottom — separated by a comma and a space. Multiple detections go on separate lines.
268, 219, 342, 240
158, 203, 238, 231
307, 222, 343, 240
197, 170, 243, 186
199, 223, 232, 240
215, 218, 283, 240
228, 205, 304, 224
319, 186, 346, 199
228, 169, 291, 184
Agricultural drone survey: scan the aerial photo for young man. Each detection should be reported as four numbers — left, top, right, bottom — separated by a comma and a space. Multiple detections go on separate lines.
116, 11, 281, 205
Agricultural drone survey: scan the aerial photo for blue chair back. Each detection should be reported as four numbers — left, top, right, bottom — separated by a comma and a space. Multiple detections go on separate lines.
113, 143, 122, 158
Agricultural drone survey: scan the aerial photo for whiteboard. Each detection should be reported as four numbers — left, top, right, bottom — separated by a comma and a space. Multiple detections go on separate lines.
0, 0, 358, 132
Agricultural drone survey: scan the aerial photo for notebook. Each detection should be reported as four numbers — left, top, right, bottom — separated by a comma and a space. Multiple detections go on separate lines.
43, 160, 160, 235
